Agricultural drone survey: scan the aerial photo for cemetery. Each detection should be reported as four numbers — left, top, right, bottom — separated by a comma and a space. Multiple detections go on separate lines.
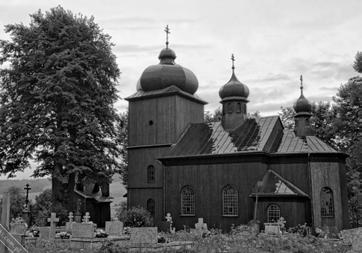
0, 3, 361, 253
1, 189, 362, 253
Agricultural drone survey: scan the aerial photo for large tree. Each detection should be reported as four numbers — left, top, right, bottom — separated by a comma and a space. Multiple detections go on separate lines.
0, 7, 121, 208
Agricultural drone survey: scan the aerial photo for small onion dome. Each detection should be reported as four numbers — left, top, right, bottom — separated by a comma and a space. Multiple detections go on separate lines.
138, 47, 199, 94
293, 94, 312, 114
219, 72, 249, 100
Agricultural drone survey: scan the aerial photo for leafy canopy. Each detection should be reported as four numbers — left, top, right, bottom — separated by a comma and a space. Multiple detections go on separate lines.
0, 6, 121, 181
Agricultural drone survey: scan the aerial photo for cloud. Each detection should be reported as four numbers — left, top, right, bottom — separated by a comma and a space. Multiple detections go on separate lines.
246, 73, 291, 83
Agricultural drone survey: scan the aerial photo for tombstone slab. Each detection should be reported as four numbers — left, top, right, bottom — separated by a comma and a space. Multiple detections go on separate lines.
129, 227, 157, 244
105, 221, 123, 237
38, 226, 51, 240
71, 223, 95, 238
10, 223, 27, 235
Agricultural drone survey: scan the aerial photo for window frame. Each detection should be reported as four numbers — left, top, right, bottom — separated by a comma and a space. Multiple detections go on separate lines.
267, 204, 281, 223
180, 185, 195, 216
222, 185, 239, 217
320, 187, 335, 218
147, 165, 155, 184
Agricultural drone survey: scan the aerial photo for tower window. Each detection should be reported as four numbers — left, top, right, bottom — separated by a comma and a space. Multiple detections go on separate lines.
321, 187, 334, 217
267, 204, 281, 222
236, 103, 241, 113
181, 185, 195, 216
148, 120, 154, 126
222, 185, 238, 216
147, 165, 155, 183
227, 103, 233, 113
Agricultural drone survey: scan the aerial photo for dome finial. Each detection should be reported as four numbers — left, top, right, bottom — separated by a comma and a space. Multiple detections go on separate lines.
300, 74, 304, 96
164, 25, 170, 49
231, 54, 235, 73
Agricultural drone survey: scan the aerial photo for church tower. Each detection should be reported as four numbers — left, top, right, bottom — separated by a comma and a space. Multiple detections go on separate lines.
219, 55, 250, 131
125, 26, 206, 225
293, 75, 314, 137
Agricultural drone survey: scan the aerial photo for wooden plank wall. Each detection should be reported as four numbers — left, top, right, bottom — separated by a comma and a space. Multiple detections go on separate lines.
309, 162, 344, 231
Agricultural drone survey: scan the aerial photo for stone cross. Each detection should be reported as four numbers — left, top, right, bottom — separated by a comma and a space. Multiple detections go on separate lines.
82, 212, 91, 223
68, 212, 74, 222
47, 213, 59, 239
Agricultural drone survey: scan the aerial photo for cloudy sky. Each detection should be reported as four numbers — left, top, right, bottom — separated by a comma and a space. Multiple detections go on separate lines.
0, 0, 361, 179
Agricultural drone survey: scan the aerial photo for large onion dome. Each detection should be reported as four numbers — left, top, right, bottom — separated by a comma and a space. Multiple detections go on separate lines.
293, 75, 312, 114
219, 55, 249, 100
137, 47, 199, 94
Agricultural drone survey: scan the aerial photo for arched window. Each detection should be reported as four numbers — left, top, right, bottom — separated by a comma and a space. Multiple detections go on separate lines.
181, 186, 195, 216
321, 187, 334, 217
147, 165, 155, 184
267, 204, 281, 222
236, 103, 241, 113
222, 185, 238, 216
147, 198, 155, 217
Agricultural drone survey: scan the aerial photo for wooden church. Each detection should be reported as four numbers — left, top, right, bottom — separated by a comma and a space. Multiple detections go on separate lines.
125, 32, 349, 232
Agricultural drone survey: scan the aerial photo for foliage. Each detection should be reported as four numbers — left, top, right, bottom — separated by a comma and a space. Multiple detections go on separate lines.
0, 6, 121, 186
204, 107, 222, 123
7, 186, 28, 219
113, 200, 127, 219
118, 206, 153, 227
353, 51, 362, 73
116, 112, 128, 186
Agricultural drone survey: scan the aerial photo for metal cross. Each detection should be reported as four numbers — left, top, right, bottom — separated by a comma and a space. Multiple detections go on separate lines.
24, 183, 31, 207
300, 74, 304, 95
231, 54, 235, 71
164, 25, 170, 48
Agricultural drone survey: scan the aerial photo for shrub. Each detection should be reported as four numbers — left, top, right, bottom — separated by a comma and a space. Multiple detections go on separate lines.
118, 206, 153, 227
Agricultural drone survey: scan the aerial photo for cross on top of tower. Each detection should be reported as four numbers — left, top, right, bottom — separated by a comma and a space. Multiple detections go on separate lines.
231, 54, 235, 71
300, 74, 304, 95
164, 25, 170, 48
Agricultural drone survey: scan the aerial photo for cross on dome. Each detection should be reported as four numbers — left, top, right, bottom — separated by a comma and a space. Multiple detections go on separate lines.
164, 25, 170, 48
300, 74, 304, 95
231, 54, 235, 72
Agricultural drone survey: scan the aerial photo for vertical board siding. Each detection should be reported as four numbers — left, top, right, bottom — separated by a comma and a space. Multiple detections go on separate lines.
310, 162, 344, 231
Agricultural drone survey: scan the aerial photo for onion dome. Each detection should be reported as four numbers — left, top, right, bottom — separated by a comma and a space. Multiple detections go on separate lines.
137, 26, 198, 95
219, 54, 249, 100
293, 75, 312, 114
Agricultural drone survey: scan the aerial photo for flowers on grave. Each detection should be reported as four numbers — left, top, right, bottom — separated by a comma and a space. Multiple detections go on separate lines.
95, 229, 108, 238
56, 231, 71, 239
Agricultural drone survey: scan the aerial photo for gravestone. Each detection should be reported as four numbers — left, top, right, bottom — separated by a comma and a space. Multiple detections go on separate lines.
38, 226, 51, 240
71, 223, 95, 238
129, 227, 158, 244
195, 218, 208, 231
65, 212, 76, 232
10, 222, 27, 235
82, 212, 91, 223
47, 213, 59, 239
105, 220, 123, 237
264, 223, 281, 234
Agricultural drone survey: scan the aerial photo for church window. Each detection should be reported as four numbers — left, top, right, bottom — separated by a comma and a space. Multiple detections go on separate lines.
147, 198, 155, 217
267, 204, 281, 222
227, 103, 233, 113
236, 103, 241, 113
222, 185, 238, 216
321, 187, 334, 217
181, 186, 195, 216
149, 120, 154, 126
147, 165, 155, 183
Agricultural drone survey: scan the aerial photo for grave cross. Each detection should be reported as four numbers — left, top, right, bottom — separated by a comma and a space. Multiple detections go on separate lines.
47, 213, 59, 239
83, 212, 91, 223
68, 212, 74, 222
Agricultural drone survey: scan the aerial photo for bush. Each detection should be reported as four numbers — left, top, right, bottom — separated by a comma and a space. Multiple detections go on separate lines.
118, 206, 153, 227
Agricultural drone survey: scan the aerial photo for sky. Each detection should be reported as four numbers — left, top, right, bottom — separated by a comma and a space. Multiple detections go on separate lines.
0, 0, 361, 179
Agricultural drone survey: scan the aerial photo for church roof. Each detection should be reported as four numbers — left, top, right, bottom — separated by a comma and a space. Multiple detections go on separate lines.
277, 129, 336, 153
125, 85, 207, 104
250, 170, 309, 198
163, 116, 338, 158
